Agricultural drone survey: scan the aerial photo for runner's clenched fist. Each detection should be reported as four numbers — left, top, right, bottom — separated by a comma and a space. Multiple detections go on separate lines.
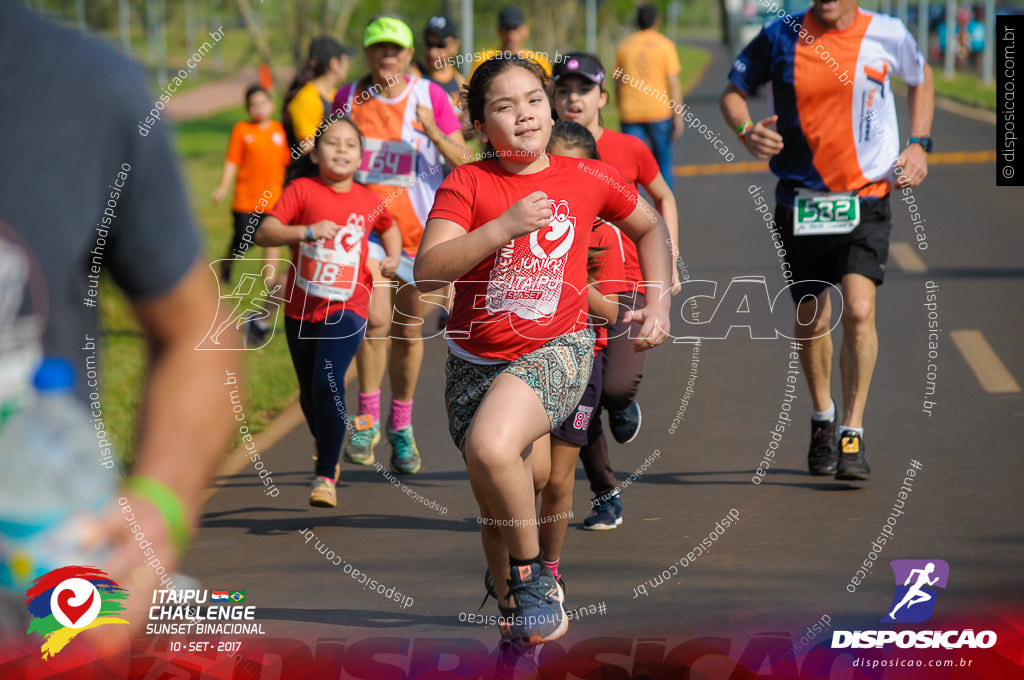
497, 191, 552, 241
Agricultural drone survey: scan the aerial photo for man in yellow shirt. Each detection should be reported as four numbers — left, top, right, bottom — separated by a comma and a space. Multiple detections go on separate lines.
471, 6, 553, 76
615, 4, 683, 190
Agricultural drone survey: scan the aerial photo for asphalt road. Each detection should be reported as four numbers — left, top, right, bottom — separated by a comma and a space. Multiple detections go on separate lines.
179, 39, 1024, 669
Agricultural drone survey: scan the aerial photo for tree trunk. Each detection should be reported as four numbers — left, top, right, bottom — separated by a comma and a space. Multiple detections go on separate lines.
331, 0, 360, 42
231, 0, 276, 74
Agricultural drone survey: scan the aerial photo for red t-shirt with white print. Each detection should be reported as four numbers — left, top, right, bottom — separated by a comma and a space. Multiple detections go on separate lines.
270, 176, 394, 322
427, 154, 638, 361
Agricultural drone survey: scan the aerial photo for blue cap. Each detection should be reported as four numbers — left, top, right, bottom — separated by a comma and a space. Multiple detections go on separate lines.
33, 357, 75, 392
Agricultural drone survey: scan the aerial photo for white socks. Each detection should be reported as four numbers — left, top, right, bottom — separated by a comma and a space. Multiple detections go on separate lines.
812, 400, 836, 423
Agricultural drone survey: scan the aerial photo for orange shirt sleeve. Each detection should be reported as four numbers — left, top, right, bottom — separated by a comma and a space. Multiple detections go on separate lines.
226, 122, 245, 165
276, 122, 291, 167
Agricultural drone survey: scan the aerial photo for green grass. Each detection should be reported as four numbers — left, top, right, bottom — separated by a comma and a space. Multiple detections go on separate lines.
100, 105, 300, 464
677, 43, 714, 97
931, 70, 997, 111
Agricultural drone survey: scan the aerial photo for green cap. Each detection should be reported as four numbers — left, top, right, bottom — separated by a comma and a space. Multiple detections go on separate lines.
364, 17, 414, 49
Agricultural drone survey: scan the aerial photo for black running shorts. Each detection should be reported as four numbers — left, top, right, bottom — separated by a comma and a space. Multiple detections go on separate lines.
777, 195, 892, 302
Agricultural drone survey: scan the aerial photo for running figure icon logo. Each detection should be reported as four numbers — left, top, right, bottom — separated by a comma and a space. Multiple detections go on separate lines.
198, 259, 296, 350
883, 559, 949, 623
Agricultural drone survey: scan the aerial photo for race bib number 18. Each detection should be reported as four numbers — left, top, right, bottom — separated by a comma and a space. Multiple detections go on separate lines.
295, 215, 367, 302
793, 190, 860, 235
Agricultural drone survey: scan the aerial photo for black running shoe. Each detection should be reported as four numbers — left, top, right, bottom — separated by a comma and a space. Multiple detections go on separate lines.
609, 401, 642, 444
835, 430, 871, 480
807, 418, 839, 475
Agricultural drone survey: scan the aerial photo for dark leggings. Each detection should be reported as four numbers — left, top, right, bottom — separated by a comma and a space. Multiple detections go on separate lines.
221, 211, 260, 281
285, 310, 366, 478
579, 292, 646, 496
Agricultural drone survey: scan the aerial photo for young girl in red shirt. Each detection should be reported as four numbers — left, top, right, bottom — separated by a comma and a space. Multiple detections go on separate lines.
414, 55, 672, 646
256, 117, 401, 510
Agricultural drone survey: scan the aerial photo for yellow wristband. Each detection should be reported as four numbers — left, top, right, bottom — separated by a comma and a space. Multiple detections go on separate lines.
123, 476, 191, 556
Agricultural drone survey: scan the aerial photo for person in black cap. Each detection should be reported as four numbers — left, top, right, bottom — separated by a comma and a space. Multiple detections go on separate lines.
282, 35, 356, 182
411, 16, 467, 111
471, 5, 553, 76
551, 51, 681, 531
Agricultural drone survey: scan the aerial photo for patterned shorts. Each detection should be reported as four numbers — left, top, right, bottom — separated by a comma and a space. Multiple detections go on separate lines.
444, 329, 596, 454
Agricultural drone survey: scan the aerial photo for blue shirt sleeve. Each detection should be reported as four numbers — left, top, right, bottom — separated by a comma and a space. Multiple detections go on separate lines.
728, 27, 773, 95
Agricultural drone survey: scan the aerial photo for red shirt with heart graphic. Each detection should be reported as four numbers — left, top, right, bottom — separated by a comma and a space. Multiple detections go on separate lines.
428, 154, 638, 361
270, 176, 394, 322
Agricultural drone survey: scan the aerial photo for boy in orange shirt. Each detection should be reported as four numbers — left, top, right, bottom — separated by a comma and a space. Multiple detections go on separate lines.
213, 85, 291, 283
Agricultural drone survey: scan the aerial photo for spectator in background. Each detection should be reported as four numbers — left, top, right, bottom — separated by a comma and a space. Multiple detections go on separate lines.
0, 0, 237, 647
471, 6, 553, 76
615, 3, 683, 192
212, 84, 290, 284
968, 7, 985, 70
282, 36, 354, 181
412, 16, 467, 112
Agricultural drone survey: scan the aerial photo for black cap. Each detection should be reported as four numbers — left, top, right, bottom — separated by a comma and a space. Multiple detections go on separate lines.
552, 52, 605, 86
425, 15, 458, 40
498, 6, 526, 29
309, 35, 355, 60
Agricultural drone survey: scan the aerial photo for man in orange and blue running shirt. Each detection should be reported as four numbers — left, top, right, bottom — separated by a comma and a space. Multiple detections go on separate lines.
720, 0, 934, 482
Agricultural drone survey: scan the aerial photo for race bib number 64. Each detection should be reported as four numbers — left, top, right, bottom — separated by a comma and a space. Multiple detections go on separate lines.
356, 139, 417, 187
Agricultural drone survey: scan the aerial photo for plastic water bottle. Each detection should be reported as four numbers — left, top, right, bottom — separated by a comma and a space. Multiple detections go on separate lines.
0, 358, 117, 592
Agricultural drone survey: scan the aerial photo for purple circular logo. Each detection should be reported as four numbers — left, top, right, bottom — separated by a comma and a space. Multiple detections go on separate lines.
567, 59, 579, 70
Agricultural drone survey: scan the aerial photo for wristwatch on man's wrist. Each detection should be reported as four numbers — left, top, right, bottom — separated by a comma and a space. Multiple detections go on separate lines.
908, 136, 933, 153
304, 225, 315, 242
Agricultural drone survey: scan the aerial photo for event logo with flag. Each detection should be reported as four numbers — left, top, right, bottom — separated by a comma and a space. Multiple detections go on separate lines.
229, 590, 246, 602
211, 590, 229, 601
25, 566, 129, 659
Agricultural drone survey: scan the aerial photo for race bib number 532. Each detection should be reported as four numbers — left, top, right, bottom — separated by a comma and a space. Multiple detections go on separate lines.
793, 190, 860, 236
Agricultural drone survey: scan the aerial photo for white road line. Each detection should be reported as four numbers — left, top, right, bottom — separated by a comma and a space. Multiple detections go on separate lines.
890, 241, 928, 273
951, 330, 1022, 393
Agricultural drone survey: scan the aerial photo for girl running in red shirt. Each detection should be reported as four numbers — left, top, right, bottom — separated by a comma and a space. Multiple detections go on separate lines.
255, 118, 402, 509
415, 55, 672, 646
552, 52, 681, 530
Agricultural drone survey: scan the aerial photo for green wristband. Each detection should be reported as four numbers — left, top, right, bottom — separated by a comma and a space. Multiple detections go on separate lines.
123, 476, 191, 556
737, 120, 753, 138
